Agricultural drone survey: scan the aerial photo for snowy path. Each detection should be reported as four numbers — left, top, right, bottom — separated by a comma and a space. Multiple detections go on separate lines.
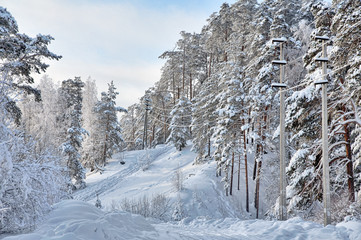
3, 144, 361, 240
74, 146, 171, 202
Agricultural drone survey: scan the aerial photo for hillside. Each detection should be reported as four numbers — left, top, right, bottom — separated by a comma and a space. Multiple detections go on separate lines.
3, 144, 361, 240
74, 143, 252, 220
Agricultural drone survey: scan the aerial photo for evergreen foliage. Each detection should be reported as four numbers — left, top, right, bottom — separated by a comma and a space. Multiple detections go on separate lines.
60, 77, 87, 190
2, 0, 360, 229
167, 95, 192, 151
0, 7, 68, 233
123, 0, 361, 223
90, 81, 126, 169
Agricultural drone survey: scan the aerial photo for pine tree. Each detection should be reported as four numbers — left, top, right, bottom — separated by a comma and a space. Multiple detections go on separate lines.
285, 2, 334, 216
158, 50, 183, 104
120, 103, 142, 151
0, 7, 68, 233
92, 81, 126, 168
191, 76, 217, 164
61, 77, 87, 190
167, 95, 192, 151
146, 88, 172, 146
331, 0, 361, 200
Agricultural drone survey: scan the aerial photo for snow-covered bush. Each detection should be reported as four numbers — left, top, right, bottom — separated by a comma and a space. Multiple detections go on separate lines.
0, 130, 70, 233
172, 168, 184, 192
119, 193, 171, 220
172, 195, 185, 221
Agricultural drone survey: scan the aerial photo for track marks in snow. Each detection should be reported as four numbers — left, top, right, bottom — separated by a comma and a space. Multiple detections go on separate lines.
73, 146, 171, 202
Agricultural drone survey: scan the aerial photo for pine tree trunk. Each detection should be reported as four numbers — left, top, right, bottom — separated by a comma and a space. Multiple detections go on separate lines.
151, 124, 155, 147
189, 73, 192, 100
242, 104, 249, 212
253, 158, 257, 180
208, 130, 211, 157
173, 72, 176, 104
162, 100, 167, 143
262, 106, 268, 153
230, 151, 235, 195
254, 121, 263, 218
131, 112, 136, 150
255, 159, 262, 218
102, 116, 110, 166
255, 108, 268, 216
182, 47, 185, 92
243, 128, 249, 212
102, 135, 107, 167
237, 153, 241, 191
339, 77, 355, 202
342, 106, 355, 202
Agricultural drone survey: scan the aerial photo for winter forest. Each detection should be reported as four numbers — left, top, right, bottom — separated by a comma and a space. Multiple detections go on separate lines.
1, 0, 361, 238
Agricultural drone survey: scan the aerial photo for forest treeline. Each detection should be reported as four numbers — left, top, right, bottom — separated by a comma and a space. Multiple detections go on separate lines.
0, 6, 126, 232
119, 0, 361, 223
0, 0, 361, 234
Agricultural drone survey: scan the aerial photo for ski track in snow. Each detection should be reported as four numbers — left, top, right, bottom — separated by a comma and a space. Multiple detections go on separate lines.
74, 146, 170, 202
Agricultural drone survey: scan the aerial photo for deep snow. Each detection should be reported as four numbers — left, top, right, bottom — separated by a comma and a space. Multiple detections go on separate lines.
3, 144, 361, 239
3, 200, 361, 240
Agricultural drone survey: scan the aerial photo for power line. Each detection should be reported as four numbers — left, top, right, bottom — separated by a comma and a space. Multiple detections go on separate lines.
126, 15, 361, 126
281, 62, 352, 93
148, 114, 219, 128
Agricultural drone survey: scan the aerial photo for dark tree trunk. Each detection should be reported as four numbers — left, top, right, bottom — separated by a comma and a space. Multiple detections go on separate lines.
243, 127, 249, 212
339, 77, 355, 202
255, 159, 262, 218
189, 73, 192, 100
237, 153, 241, 191
343, 107, 355, 202
230, 151, 235, 195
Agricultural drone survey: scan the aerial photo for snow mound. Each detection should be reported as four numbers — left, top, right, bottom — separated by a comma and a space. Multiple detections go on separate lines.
4, 200, 361, 240
3, 200, 158, 240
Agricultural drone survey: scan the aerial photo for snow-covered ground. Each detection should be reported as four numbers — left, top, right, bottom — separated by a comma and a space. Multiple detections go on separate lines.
73, 144, 250, 220
3, 144, 361, 239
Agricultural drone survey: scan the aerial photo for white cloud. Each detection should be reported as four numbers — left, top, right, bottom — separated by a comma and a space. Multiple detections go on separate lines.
1, 0, 224, 108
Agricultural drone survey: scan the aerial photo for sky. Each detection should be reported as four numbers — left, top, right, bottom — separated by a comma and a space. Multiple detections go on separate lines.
0, 0, 233, 108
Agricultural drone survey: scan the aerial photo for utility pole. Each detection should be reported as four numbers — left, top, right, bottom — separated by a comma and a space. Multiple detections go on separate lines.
142, 97, 151, 149
271, 37, 287, 221
315, 35, 331, 226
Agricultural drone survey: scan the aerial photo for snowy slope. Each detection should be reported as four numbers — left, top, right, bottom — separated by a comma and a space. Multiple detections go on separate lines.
73, 143, 251, 220
3, 143, 361, 239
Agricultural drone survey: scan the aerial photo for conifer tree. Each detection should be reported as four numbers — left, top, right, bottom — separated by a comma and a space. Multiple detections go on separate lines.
285, 2, 334, 216
120, 104, 136, 150
167, 95, 192, 151
93, 81, 126, 168
191, 76, 217, 164
331, 0, 361, 194
0, 7, 68, 232
61, 77, 87, 190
